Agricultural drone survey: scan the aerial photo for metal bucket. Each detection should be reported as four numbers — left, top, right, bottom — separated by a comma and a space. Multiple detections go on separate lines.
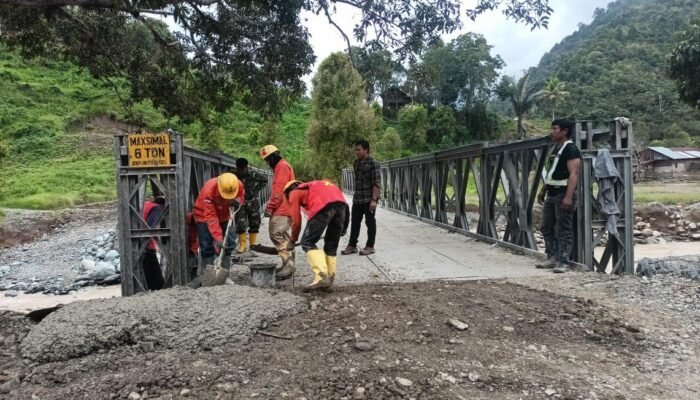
248, 263, 276, 288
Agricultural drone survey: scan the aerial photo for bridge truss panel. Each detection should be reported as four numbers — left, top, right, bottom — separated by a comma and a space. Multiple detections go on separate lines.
342, 119, 635, 274
115, 132, 272, 296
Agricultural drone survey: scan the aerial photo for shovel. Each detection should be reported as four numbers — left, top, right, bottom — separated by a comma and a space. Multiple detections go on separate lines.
198, 205, 240, 288
250, 242, 301, 255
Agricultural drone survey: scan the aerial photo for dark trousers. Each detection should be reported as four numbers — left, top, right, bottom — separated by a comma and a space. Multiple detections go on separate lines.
301, 203, 348, 255
236, 198, 261, 234
196, 222, 236, 259
142, 249, 165, 290
541, 191, 577, 264
348, 202, 376, 248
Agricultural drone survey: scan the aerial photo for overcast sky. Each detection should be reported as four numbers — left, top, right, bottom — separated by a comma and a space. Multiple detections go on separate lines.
302, 0, 613, 88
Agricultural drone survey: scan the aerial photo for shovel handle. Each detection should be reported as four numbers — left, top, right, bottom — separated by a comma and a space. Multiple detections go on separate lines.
215, 205, 242, 268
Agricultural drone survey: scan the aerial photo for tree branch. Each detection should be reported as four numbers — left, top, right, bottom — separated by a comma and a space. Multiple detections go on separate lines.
320, 2, 353, 63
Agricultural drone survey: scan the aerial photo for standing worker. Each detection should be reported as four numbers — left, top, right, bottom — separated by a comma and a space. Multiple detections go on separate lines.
341, 139, 381, 256
285, 180, 349, 291
260, 145, 296, 279
536, 119, 582, 273
192, 173, 244, 270
142, 195, 166, 290
234, 158, 267, 255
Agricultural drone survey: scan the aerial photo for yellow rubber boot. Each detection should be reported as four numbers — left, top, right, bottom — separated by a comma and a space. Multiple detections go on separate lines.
326, 255, 337, 286
249, 233, 258, 246
236, 233, 247, 253
304, 249, 330, 291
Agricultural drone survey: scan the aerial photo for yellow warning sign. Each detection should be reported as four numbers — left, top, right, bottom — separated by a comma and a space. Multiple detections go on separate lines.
128, 133, 171, 167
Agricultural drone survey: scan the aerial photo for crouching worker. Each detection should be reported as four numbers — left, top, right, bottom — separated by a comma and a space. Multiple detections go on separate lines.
192, 173, 244, 272
284, 180, 349, 291
142, 195, 166, 290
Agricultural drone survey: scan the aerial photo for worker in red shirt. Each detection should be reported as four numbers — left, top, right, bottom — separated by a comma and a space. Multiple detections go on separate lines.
141, 195, 166, 290
284, 180, 349, 291
260, 145, 296, 280
192, 173, 244, 270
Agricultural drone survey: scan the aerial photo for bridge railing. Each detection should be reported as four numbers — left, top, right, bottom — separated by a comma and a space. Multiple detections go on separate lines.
342, 119, 634, 274
115, 131, 271, 296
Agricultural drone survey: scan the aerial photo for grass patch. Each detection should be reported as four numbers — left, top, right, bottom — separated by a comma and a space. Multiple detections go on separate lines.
0, 156, 115, 209
634, 181, 700, 205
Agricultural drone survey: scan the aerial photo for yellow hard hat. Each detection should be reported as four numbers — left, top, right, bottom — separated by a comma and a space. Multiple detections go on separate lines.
217, 173, 239, 200
260, 144, 279, 160
284, 180, 302, 191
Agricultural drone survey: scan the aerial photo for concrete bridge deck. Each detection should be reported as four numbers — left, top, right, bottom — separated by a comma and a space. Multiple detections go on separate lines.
246, 205, 549, 287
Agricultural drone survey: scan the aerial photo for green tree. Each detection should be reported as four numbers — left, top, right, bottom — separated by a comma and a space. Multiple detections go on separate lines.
350, 47, 402, 101
0, 0, 554, 121
541, 76, 569, 119
427, 105, 458, 147
399, 104, 429, 151
495, 72, 541, 139
663, 124, 693, 147
377, 127, 402, 160
407, 34, 503, 108
307, 53, 379, 181
669, 18, 700, 109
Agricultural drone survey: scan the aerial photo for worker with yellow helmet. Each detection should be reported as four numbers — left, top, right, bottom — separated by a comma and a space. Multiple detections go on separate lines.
192, 173, 244, 270
260, 144, 297, 279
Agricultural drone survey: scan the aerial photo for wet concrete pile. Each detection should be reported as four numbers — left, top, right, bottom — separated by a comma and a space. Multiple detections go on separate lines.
20, 285, 306, 362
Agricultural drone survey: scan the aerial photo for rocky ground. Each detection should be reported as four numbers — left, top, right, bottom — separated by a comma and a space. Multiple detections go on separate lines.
0, 205, 119, 296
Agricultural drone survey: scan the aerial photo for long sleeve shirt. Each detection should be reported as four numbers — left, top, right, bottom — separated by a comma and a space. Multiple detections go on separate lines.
193, 178, 245, 241
287, 180, 346, 241
265, 159, 295, 217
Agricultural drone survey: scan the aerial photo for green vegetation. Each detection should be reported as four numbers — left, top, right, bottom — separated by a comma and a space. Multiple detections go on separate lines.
307, 53, 380, 182
0, 49, 314, 209
634, 182, 700, 204
528, 0, 700, 145
669, 17, 700, 110
0, 51, 125, 209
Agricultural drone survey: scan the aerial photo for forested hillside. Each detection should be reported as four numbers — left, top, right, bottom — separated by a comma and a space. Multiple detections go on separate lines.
529, 0, 700, 145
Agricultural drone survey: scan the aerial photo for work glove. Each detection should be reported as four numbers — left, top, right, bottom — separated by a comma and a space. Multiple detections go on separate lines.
214, 240, 224, 254
264, 211, 272, 218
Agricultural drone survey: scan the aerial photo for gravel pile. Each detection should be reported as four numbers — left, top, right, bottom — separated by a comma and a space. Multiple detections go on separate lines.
21, 284, 306, 362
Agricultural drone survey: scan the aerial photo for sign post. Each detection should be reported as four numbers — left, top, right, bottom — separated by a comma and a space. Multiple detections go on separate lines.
127, 132, 171, 167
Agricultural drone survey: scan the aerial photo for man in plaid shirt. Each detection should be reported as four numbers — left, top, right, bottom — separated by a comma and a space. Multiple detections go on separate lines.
342, 139, 381, 256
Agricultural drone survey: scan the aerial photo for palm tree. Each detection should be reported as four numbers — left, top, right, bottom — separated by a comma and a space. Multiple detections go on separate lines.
542, 76, 569, 120
495, 72, 541, 139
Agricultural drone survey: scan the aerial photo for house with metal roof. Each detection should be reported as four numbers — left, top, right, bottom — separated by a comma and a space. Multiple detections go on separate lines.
638, 146, 700, 179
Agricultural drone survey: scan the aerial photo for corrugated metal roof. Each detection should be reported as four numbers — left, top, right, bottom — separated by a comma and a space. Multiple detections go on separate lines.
648, 147, 700, 160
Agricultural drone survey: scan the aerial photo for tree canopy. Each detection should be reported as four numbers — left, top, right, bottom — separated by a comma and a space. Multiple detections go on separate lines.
0, 0, 554, 121
669, 18, 700, 109
407, 34, 504, 108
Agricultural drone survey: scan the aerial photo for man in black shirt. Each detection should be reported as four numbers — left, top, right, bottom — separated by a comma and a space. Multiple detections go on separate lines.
536, 119, 581, 273
341, 139, 381, 256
